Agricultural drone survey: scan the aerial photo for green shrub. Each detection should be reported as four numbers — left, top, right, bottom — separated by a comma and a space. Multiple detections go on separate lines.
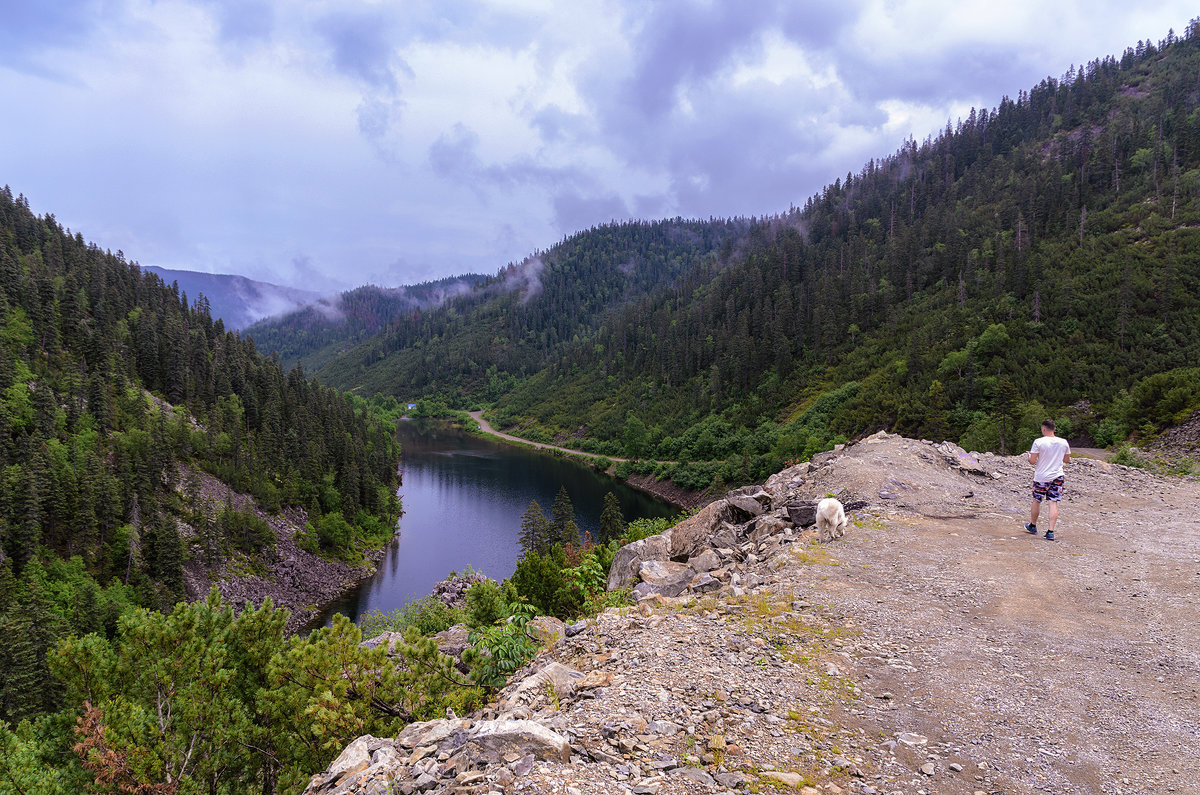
1091, 417, 1127, 447
511, 549, 564, 617
358, 595, 463, 639
314, 511, 354, 551
463, 579, 506, 629
463, 602, 538, 689
1111, 445, 1147, 469
622, 516, 675, 544
219, 506, 275, 554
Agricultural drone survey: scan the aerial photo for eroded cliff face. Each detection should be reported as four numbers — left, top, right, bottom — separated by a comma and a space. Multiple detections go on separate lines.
305, 431, 1200, 794
178, 465, 386, 634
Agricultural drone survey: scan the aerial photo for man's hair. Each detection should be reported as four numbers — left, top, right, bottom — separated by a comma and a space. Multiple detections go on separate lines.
1042, 419, 1056, 431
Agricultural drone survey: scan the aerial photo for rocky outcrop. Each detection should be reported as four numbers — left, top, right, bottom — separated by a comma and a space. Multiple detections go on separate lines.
431, 570, 490, 609
606, 532, 672, 590
303, 735, 400, 795
613, 466, 863, 603
666, 499, 734, 559
304, 718, 572, 793
932, 440, 996, 477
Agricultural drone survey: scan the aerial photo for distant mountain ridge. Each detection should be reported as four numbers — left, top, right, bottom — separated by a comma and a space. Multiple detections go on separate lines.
145, 265, 324, 330
244, 274, 489, 371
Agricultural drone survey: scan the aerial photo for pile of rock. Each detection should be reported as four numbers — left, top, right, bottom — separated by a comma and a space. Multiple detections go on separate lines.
302, 718, 573, 795
431, 570, 491, 609
931, 440, 997, 478
608, 464, 867, 602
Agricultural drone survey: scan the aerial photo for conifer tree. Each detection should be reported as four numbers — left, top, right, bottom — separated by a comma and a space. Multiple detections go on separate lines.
550, 486, 579, 549
598, 491, 625, 544
518, 500, 549, 555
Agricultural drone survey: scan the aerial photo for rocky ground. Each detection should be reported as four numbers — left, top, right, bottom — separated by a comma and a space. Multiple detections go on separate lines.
178, 466, 384, 633
305, 432, 1200, 795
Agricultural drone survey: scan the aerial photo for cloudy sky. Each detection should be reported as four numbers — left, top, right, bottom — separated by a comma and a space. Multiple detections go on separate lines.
2, 1, 1195, 291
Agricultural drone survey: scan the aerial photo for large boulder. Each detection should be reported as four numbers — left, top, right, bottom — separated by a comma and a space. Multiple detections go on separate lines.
396, 719, 471, 749
511, 661, 585, 700
634, 560, 695, 598
667, 500, 734, 559
784, 501, 819, 528
464, 719, 572, 764
607, 532, 671, 590
303, 736, 401, 794
748, 515, 791, 544
934, 441, 991, 476
639, 560, 695, 586
688, 549, 722, 572
433, 624, 471, 658
359, 631, 404, 654
726, 493, 766, 521
525, 616, 565, 648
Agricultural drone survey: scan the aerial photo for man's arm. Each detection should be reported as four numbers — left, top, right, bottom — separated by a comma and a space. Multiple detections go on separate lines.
1028, 451, 1039, 465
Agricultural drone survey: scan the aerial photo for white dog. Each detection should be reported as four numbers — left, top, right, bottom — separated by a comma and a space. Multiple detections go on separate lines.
816, 497, 847, 543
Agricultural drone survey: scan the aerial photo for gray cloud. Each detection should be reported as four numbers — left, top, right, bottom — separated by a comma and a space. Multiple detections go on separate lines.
2, 0, 1194, 293
552, 192, 630, 234
619, 2, 780, 119
319, 9, 410, 91
0, 0, 101, 75
428, 122, 627, 231
429, 124, 482, 181
199, 0, 276, 47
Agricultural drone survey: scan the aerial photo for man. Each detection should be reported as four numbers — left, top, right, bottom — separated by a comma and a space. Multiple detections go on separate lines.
1026, 419, 1071, 541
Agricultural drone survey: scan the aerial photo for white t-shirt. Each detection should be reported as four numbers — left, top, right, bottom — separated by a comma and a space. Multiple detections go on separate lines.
1031, 435, 1070, 482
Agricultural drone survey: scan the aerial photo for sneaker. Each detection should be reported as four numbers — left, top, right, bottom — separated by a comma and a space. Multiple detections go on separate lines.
1025, 523, 1037, 534
1044, 530, 1055, 541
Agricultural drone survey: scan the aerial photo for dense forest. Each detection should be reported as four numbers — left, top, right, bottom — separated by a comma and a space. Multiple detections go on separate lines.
253, 23, 1200, 490
251, 218, 751, 400
244, 274, 488, 374
0, 186, 402, 757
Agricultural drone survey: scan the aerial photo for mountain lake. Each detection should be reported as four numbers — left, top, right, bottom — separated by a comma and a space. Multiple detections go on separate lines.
319, 417, 679, 624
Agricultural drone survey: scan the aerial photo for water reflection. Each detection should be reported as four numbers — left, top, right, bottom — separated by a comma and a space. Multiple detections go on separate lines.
319, 418, 677, 624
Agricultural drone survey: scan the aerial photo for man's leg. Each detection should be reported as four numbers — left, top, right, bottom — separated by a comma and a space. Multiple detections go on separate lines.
1029, 498, 1041, 526
1045, 500, 1059, 534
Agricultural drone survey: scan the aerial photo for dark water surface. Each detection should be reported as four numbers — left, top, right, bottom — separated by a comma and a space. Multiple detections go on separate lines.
319, 418, 678, 624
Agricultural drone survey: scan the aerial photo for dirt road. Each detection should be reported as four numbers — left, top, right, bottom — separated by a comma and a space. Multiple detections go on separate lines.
467, 410, 629, 462
794, 437, 1200, 793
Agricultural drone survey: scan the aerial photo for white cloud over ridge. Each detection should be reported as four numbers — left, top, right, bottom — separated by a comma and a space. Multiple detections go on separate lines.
1, 0, 1195, 289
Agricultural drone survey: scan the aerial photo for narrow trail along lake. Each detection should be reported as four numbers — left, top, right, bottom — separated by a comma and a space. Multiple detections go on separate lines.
320, 418, 678, 624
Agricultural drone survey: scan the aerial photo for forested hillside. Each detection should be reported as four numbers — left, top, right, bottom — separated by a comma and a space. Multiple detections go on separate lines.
0, 187, 401, 726
251, 219, 751, 399
510, 27, 1200, 472
244, 274, 487, 373
268, 24, 1200, 490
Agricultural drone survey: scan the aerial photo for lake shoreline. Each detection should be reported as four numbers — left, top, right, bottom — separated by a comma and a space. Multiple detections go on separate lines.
461, 411, 704, 510
312, 417, 679, 627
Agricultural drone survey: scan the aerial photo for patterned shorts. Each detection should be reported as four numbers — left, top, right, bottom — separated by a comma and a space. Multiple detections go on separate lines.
1032, 476, 1065, 502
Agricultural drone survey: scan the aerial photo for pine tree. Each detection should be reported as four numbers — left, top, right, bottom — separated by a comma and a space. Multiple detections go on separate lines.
518, 500, 550, 555
598, 492, 625, 544
550, 487, 579, 549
